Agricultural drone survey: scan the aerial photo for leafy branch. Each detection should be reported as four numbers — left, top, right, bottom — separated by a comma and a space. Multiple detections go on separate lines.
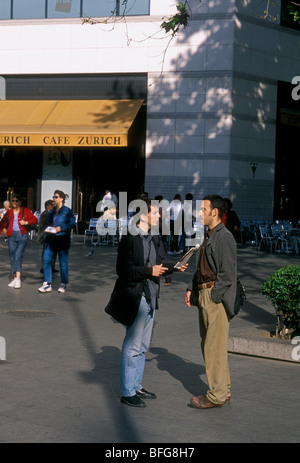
288, 1, 300, 23
161, 1, 191, 36
82, 1, 200, 81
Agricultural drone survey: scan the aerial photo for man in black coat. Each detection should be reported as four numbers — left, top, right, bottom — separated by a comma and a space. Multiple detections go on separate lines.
105, 198, 186, 408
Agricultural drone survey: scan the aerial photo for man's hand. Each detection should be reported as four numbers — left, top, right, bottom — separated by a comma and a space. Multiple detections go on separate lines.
152, 264, 168, 277
176, 263, 188, 272
185, 290, 192, 307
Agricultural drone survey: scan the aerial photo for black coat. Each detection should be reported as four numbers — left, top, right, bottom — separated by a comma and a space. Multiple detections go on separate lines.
105, 233, 174, 327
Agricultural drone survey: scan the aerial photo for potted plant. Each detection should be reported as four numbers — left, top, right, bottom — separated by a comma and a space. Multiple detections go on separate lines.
261, 265, 300, 339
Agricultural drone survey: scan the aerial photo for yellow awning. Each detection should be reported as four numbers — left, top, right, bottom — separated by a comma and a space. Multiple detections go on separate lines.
0, 99, 143, 147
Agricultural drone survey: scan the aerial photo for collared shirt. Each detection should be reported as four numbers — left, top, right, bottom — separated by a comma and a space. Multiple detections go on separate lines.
196, 228, 217, 284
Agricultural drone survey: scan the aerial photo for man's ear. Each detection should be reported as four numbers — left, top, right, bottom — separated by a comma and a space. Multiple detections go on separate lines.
211, 207, 218, 218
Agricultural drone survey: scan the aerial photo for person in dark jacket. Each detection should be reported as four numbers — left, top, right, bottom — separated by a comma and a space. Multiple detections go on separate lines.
105, 198, 187, 408
38, 190, 75, 294
37, 199, 58, 274
222, 198, 241, 241
186, 195, 237, 409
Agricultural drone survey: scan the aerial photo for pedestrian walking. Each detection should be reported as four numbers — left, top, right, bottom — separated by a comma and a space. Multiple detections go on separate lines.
0, 194, 38, 288
37, 199, 58, 274
0, 200, 10, 220
38, 190, 75, 294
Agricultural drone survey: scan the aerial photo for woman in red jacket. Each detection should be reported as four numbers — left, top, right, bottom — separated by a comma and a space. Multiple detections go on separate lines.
0, 194, 37, 288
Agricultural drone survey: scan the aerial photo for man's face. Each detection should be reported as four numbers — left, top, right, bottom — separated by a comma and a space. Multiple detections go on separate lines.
149, 205, 160, 228
199, 200, 213, 227
139, 204, 160, 232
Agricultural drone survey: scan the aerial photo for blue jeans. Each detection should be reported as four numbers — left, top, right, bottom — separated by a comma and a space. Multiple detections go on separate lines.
120, 296, 155, 397
43, 243, 69, 284
8, 231, 28, 274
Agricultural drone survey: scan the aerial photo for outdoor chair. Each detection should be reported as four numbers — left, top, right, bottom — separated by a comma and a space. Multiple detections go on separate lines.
258, 225, 274, 252
83, 218, 98, 244
72, 213, 79, 236
271, 224, 292, 254
99, 219, 118, 246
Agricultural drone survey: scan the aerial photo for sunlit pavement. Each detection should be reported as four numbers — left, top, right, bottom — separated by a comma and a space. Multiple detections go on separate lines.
0, 236, 299, 443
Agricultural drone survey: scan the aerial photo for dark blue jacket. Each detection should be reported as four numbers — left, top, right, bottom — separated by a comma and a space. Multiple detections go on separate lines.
46, 205, 76, 236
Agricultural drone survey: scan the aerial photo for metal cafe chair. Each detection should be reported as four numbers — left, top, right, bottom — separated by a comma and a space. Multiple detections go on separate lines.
271, 223, 292, 254
258, 225, 274, 252
83, 218, 98, 244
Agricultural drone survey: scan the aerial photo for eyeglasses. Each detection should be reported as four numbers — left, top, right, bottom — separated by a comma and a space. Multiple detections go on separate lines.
53, 195, 60, 199
12, 199, 20, 203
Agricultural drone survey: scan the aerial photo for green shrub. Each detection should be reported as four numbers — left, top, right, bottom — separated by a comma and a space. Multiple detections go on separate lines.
261, 265, 300, 337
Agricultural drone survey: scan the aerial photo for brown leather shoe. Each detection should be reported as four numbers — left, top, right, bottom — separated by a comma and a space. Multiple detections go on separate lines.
190, 395, 206, 406
191, 394, 231, 406
190, 395, 224, 409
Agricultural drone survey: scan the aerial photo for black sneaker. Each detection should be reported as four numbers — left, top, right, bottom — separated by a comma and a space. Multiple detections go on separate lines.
136, 388, 157, 399
121, 395, 146, 408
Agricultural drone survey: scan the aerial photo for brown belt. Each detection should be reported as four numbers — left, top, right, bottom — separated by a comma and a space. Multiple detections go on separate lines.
197, 281, 215, 290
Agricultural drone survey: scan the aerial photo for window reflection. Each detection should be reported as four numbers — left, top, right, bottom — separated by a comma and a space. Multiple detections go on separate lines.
48, 0, 81, 18
0, 0, 150, 20
0, 0, 10, 19
120, 0, 150, 15
82, 0, 116, 18
13, 0, 45, 19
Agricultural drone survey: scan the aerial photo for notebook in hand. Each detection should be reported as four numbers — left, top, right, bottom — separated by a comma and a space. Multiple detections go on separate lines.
174, 244, 200, 268
45, 226, 57, 234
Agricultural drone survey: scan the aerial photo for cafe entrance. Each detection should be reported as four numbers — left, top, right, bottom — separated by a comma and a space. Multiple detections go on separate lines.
0, 99, 146, 219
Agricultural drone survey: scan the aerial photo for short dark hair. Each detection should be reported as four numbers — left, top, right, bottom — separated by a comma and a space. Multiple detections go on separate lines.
132, 197, 156, 225
45, 200, 53, 208
141, 197, 155, 214
203, 195, 226, 219
224, 197, 233, 210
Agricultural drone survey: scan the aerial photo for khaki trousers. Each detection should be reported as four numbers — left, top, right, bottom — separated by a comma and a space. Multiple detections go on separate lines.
198, 287, 231, 404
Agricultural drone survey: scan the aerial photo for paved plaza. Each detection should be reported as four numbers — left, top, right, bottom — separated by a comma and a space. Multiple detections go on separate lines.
0, 236, 299, 443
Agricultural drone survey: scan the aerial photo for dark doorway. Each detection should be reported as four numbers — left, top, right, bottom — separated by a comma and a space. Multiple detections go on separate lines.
73, 145, 145, 222
274, 81, 300, 222
0, 147, 43, 210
